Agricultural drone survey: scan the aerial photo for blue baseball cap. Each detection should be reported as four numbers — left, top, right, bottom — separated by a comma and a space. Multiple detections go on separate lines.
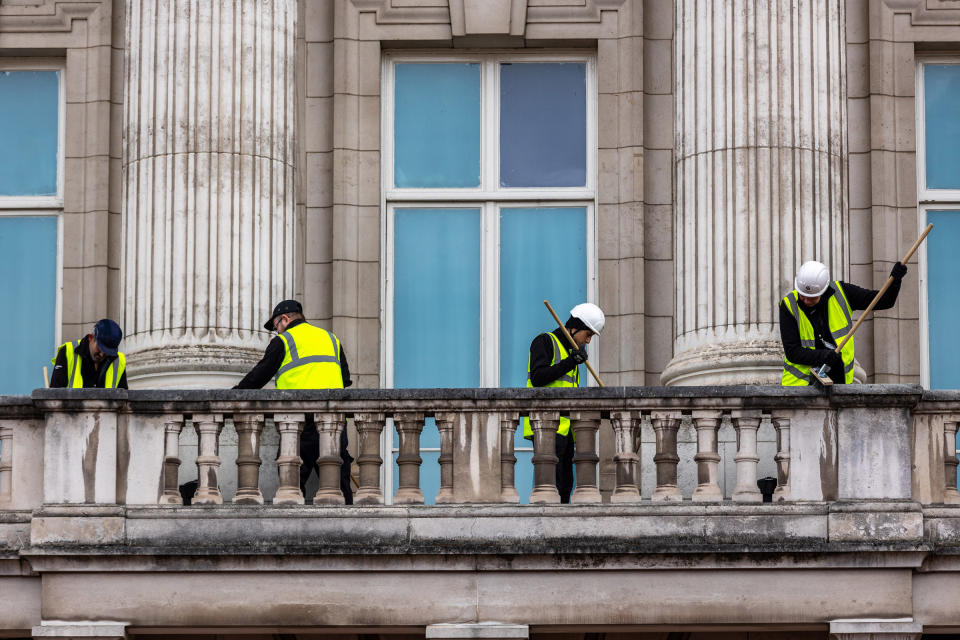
93, 319, 123, 356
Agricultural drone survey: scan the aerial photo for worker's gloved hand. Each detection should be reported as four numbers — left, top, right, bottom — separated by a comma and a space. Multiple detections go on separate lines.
571, 346, 588, 364
825, 351, 843, 373
890, 261, 908, 279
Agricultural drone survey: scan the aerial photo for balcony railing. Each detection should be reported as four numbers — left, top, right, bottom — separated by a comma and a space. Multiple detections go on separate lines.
1, 385, 958, 514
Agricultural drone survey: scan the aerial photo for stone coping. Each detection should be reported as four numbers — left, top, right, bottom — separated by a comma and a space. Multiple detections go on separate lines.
11, 501, 957, 561
13, 384, 941, 414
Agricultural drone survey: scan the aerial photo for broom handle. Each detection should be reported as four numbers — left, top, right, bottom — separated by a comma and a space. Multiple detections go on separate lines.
544, 300, 605, 387
835, 223, 933, 353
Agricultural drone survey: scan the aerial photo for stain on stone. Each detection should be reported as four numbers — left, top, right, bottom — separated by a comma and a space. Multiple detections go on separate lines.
83, 414, 100, 503
820, 410, 838, 501
116, 413, 129, 504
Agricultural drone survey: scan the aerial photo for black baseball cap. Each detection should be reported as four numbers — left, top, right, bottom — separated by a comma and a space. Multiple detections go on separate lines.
264, 299, 302, 330
93, 319, 123, 356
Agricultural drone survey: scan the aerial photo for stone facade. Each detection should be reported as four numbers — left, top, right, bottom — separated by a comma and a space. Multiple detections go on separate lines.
3, 0, 960, 635
0, 0, 945, 388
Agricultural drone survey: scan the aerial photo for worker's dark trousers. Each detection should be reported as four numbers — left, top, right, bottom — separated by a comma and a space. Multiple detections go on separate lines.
299, 416, 354, 504
555, 432, 575, 503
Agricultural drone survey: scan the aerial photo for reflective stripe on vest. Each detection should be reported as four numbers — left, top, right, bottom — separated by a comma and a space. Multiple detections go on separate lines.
781, 281, 855, 386
51, 341, 126, 389
275, 323, 344, 390
523, 332, 579, 438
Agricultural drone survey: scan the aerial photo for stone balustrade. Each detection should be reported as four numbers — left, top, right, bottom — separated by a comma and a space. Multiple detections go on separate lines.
0, 386, 959, 511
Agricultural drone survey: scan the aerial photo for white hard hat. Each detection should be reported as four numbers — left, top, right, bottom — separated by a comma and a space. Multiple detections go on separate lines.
794, 260, 830, 297
570, 302, 605, 335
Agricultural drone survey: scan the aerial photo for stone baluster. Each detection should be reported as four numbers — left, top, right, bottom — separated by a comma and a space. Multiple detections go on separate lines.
394, 412, 425, 505
232, 414, 264, 505
944, 417, 960, 504
435, 412, 456, 504
314, 413, 347, 505
691, 410, 723, 502
0, 424, 13, 506
273, 413, 305, 505
353, 413, 385, 505
771, 412, 792, 502
499, 412, 520, 504
528, 411, 561, 504
571, 411, 602, 504
192, 414, 225, 505
731, 410, 763, 502
610, 410, 641, 503
651, 411, 683, 501
158, 415, 185, 505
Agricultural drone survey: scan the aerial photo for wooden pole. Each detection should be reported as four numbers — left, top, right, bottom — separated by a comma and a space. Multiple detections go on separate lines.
543, 300, 605, 387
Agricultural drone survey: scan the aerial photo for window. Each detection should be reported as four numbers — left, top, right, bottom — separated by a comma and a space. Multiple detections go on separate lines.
0, 63, 63, 394
382, 54, 597, 503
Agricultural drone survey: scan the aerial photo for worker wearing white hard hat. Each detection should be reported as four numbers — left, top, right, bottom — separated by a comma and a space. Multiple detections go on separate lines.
525, 302, 604, 503
780, 260, 907, 385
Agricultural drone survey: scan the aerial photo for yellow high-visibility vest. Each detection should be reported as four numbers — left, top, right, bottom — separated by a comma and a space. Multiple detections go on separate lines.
781, 281, 855, 385
51, 340, 126, 389
523, 331, 579, 438
276, 322, 344, 389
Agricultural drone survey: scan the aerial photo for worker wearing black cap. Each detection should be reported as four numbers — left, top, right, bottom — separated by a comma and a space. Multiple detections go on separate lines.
50, 318, 127, 389
235, 299, 354, 504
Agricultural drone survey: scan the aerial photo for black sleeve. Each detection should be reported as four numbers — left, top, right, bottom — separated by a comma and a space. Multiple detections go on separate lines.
339, 343, 353, 388
779, 301, 835, 368
839, 279, 901, 312
528, 333, 578, 387
234, 337, 285, 389
118, 369, 128, 390
49, 345, 68, 388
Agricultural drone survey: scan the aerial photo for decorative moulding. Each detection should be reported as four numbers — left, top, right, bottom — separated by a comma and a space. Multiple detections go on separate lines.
881, 0, 960, 26
0, 0, 101, 34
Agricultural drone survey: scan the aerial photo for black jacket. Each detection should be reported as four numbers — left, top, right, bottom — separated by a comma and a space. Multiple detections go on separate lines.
234, 319, 352, 389
779, 279, 902, 375
528, 328, 580, 387
50, 336, 128, 389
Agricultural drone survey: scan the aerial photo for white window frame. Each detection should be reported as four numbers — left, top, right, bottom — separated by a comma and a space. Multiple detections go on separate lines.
0, 60, 65, 356
0, 60, 65, 209
916, 57, 960, 388
379, 52, 599, 502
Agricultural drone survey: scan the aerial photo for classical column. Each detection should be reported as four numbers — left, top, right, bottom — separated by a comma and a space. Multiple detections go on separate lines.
772, 412, 792, 502
731, 411, 763, 502
122, 0, 297, 387
435, 412, 456, 504
394, 413, 425, 505
663, 0, 848, 385
313, 413, 346, 505
570, 411, 602, 504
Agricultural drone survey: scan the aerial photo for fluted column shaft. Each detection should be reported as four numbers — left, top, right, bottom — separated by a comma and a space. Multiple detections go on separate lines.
122, 0, 297, 387
665, 0, 847, 385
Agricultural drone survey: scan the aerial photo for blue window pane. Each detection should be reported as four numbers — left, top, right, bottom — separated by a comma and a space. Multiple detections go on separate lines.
0, 71, 59, 196
395, 64, 481, 188
500, 63, 586, 188
924, 65, 960, 190
392, 451, 441, 505
394, 209, 481, 387
500, 207, 587, 502
0, 217, 58, 393
499, 207, 588, 389
927, 211, 960, 389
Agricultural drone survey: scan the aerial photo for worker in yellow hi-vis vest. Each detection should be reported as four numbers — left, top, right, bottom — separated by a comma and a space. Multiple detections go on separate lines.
235, 300, 354, 504
50, 318, 127, 389
525, 303, 604, 503
780, 260, 907, 386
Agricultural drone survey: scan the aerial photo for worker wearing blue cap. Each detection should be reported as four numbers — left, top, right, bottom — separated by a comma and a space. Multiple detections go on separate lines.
50, 318, 127, 389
